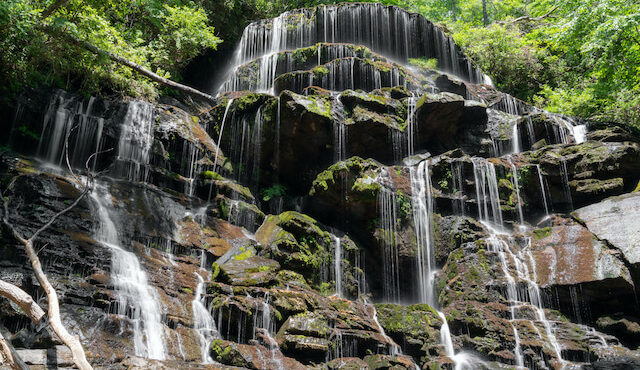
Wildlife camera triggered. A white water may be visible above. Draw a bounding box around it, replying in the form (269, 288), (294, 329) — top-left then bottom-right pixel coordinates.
(217, 3), (490, 95)
(115, 101), (154, 182)
(208, 98), (234, 201)
(192, 273), (219, 363)
(37, 93), (104, 169)
(378, 181), (401, 302)
(511, 120), (521, 154)
(409, 161), (435, 304)
(473, 161), (567, 368)
(406, 96), (417, 157)
(90, 183), (166, 360)
(507, 156), (525, 225)
(368, 301), (401, 356)
(332, 235), (343, 297)
(332, 95), (347, 163)
(536, 165), (551, 218)
(253, 294), (284, 369)
(410, 160), (475, 368)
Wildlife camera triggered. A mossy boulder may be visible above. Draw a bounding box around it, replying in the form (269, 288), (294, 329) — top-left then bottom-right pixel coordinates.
(374, 303), (442, 364)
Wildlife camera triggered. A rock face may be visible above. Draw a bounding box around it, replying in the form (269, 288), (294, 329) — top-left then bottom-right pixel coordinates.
(2, 3), (640, 370)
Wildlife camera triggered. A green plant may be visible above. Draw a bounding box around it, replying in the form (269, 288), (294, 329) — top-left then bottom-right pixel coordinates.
(261, 184), (287, 201)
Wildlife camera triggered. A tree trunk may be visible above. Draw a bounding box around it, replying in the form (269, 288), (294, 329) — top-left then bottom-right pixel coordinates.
(482, 0), (488, 26)
(452, 0), (457, 21)
(0, 329), (29, 370)
(21, 237), (93, 370)
(0, 279), (46, 323)
(42, 26), (216, 103)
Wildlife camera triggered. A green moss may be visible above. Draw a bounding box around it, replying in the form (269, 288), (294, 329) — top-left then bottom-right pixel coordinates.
(233, 246), (255, 261)
(312, 65), (329, 75)
(211, 262), (221, 281)
(533, 227), (552, 240)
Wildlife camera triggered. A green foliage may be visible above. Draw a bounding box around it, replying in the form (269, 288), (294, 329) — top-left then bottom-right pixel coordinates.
(261, 184), (287, 202)
(409, 57), (438, 70)
(0, 0), (221, 101)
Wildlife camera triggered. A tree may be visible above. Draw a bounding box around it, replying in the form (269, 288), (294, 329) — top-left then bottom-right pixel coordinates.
(482, 0), (488, 25)
(0, 129), (106, 370)
(0, 0), (222, 101)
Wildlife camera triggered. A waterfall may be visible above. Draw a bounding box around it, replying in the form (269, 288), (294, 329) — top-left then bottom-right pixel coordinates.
(332, 95), (347, 163)
(378, 176), (401, 303)
(208, 98), (234, 201)
(406, 96), (417, 157)
(559, 158), (574, 211)
(217, 2), (490, 95)
(37, 92), (104, 169)
(226, 105), (264, 187)
(332, 235), (343, 297)
(511, 120), (521, 154)
(473, 161), (567, 368)
(472, 158), (503, 227)
(409, 161), (435, 304)
(252, 294), (284, 369)
(192, 273), (219, 363)
(114, 101), (154, 182)
(536, 165), (550, 218)
(368, 301), (401, 356)
(89, 183), (167, 360)
(507, 156), (524, 225)
(410, 160), (474, 368)
(451, 160), (465, 216)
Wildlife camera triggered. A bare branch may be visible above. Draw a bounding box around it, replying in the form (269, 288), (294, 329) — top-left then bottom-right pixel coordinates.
(0, 121), (98, 370)
(0, 328), (28, 370)
(0, 279), (46, 323)
(496, 4), (560, 25)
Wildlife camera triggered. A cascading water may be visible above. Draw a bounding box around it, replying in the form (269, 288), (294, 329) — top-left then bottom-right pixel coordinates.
(208, 99), (233, 201)
(472, 158), (567, 368)
(406, 96), (417, 157)
(410, 160), (474, 368)
(332, 95), (347, 163)
(37, 92), (104, 169)
(114, 101), (154, 182)
(89, 183), (167, 360)
(192, 273), (219, 363)
(217, 3), (490, 95)
(378, 177), (401, 303)
(332, 235), (343, 297)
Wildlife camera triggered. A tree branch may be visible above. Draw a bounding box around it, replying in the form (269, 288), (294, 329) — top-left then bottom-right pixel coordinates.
(41, 25), (217, 103)
(41, 0), (70, 19)
(0, 328), (28, 370)
(0, 125), (96, 370)
(496, 4), (560, 25)
(0, 280), (45, 323)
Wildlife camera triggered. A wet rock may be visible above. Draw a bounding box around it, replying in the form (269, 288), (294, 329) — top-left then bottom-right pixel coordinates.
(596, 314), (640, 348)
(210, 339), (306, 369)
(217, 255), (280, 287)
(433, 215), (487, 266)
(435, 74), (467, 97)
(255, 211), (362, 296)
(374, 303), (442, 363)
(531, 216), (635, 319)
(573, 192), (640, 276)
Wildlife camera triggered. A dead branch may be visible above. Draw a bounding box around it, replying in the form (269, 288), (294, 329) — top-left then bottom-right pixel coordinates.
(41, 25), (216, 103)
(496, 4), (560, 25)
(0, 126), (97, 370)
(0, 328), (28, 370)
(0, 280), (45, 323)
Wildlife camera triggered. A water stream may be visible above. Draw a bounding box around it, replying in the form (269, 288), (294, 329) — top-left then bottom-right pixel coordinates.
(90, 183), (167, 360)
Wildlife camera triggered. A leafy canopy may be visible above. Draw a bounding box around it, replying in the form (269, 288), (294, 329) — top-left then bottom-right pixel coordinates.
(0, 0), (221, 100)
